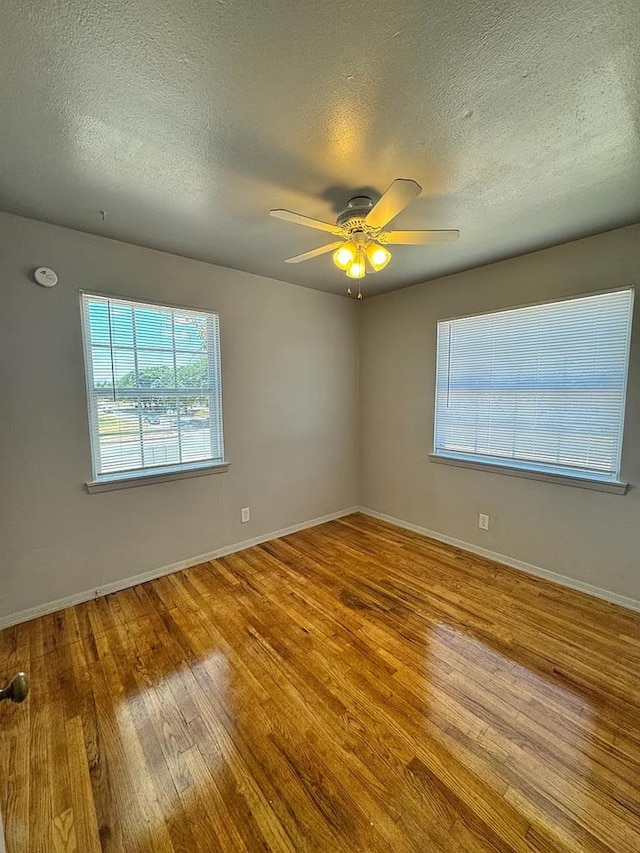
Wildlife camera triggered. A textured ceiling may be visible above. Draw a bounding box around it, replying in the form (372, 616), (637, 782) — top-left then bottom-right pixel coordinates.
(1, 0), (639, 296)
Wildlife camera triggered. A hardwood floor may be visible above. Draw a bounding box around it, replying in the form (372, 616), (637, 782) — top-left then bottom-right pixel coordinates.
(1, 513), (640, 852)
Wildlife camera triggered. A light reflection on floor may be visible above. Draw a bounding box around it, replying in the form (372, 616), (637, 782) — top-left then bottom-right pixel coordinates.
(113, 647), (233, 851)
(426, 622), (596, 848)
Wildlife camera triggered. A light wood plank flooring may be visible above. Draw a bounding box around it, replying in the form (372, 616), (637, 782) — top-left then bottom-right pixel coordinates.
(1, 513), (640, 852)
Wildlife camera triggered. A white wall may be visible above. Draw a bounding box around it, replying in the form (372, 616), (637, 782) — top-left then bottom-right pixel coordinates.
(360, 224), (640, 603)
(0, 214), (359, 622)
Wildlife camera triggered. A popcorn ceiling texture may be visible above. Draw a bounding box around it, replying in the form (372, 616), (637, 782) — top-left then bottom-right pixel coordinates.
(1, 0), (639, 295)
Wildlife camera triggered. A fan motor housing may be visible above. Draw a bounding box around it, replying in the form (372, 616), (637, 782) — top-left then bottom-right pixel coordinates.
(337, 196), (374, 231)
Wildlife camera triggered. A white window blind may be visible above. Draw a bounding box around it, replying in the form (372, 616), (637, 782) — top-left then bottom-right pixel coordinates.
(434, 289), (634, 483)
(81, 293), (224, 480)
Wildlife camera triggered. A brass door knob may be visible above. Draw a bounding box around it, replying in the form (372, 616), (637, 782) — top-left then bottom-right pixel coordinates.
(0, 672), (29, 703)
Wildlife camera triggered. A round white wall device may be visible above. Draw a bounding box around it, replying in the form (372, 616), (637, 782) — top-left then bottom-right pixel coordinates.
(34, 267), (58, 287)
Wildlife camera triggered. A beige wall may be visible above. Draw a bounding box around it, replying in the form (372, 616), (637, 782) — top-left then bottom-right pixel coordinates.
(0, 214), (359, 622)
(2, 214), (639, 623)
(360, 224), (640, 603)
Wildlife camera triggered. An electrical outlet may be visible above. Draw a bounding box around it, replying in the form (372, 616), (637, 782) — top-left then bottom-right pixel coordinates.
(241, 507), (251, 524)
(478, 513), (490, 531)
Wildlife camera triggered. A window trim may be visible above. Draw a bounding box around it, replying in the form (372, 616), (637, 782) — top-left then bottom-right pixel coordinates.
(80, 290), (227, 490)
(430, 284), (635, 493)
(428, 452), (627, 494)
(85, 460), (230, 493)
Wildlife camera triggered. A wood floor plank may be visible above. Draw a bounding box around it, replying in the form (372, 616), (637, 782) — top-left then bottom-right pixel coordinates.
(1, 513), (640, 851)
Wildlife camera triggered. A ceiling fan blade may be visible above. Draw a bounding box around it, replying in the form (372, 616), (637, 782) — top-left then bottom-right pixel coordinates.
(380, 229), (460, 245)
(284, 241), (345, 264)
(364, 179), (422, 229)
(270, 208), (344, 236)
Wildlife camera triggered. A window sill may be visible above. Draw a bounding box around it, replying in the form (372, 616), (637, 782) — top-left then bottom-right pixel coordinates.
(428, 453), (628, 495)
(86, 461), (230, 493)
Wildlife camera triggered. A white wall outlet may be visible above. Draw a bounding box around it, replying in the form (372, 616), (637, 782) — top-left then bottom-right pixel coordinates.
(478, 513), (490, 531)
(241, 507), (251, 524)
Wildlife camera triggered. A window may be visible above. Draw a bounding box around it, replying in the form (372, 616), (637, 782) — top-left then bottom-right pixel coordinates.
(81, 293), (225, 486)
(433, 288), (634, 489)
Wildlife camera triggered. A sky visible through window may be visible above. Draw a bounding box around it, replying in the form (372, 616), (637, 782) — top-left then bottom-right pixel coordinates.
(88, 301), (206, 387)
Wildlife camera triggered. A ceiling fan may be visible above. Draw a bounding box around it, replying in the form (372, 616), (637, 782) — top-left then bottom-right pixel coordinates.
(270, 179), (459, 297)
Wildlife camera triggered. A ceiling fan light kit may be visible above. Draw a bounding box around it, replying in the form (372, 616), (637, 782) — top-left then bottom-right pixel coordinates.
(333, 240), (357, 270)
(270, 178), (460, 297)
(345, 250), (366, 279)
(366, 243), (391, 271)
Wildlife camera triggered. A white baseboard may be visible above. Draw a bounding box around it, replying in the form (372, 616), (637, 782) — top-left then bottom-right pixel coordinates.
(0, 506), (359, 630)
(358, 506), (640, 614)
(5, 504), (637, 629)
